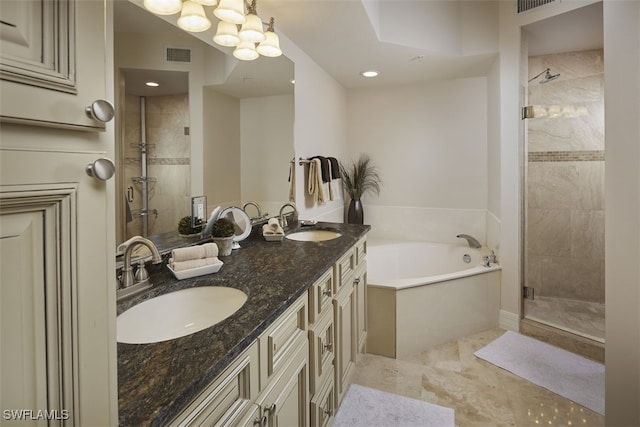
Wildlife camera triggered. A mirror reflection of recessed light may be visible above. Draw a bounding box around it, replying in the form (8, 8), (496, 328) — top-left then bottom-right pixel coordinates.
(146, 81), (159, 87)
(361, 70), (379, 78)
(290, 79), (295, 84)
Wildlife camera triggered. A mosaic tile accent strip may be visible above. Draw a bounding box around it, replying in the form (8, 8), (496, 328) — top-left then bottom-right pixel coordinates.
(528, 150), (604, 162)
(125, 157), (190, 166)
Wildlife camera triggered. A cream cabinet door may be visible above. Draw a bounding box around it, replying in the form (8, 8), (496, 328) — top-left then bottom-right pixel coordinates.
(0, 0), (110, 130)
(0, 148), (115, 426)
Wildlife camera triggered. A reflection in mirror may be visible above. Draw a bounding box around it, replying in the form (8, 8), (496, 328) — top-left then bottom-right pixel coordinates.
(114, 0), (294, 254)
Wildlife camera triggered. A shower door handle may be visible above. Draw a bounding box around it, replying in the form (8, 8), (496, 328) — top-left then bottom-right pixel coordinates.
(86, 158), (116, 181)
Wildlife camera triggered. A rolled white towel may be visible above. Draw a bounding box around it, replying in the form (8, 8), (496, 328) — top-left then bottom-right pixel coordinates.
(171, 256), (220, 272)
(263, 223), (284, 236)
(171, 245), (205, 262)
(202, 242), (218, 258)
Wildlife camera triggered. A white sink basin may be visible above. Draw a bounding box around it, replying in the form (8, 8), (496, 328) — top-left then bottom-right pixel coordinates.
(117, 287), (247, 344)
(285, 229), (343, 242)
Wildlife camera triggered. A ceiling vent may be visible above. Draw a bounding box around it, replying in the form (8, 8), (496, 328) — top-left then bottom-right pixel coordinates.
(517, 0), (557, 13)
(165, 47), (191, 63)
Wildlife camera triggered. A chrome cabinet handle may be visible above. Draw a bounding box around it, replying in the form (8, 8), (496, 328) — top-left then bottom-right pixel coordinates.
(264, 403), (276, 415)
(354, 277), (361, 284)
(86, 158), (115, 181)
(323, 341), (333, 352)
(85, 99), (115, 122)
(323, 407), (333, 417)
(322, 288), (332, 297)
(254, 415), (267, 426)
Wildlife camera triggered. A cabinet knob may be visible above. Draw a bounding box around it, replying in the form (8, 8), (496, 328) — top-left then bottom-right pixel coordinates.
(254, 415), (267, 426)
(323, 341), (333, 353)
(353, 277), (361, 284)
(322, 288), (332, 297)
(85, 99), (115, 123)
(264, 403), (277, 415)
(86, 158), (115, 181)
(323, 407), (333, 417)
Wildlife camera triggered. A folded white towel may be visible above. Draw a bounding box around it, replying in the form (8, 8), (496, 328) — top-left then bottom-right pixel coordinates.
(268, 217), (280, 227)
(308, 158), (326, 205)
(171, 242), (218, 262)
(329, 178), (342, 201)
(170, 256), (220, 272)
(263, 223), (284, 235)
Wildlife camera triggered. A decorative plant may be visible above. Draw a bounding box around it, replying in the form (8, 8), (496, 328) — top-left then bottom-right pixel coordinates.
(339, 153), (382, 224)
(211, 217), (235, 238)
(339, 153), (382, 201)
(178, 216), (202, 235)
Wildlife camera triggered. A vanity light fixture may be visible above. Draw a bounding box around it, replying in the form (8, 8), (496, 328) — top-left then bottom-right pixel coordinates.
(143, 0), (182, 15)
(239, 1), (266, 42)
(213, 21), (241, 46)
(256, 18), (282, 57)
(143, 0), (282, 61)
(214, 0), (246, 24)
(361, 70), (379, 78)
(177, 1), (212, 32)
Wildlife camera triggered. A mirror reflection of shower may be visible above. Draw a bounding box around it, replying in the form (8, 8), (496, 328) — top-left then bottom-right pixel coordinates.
(121, 69), (191, 239)
(528, 67), (561, 84)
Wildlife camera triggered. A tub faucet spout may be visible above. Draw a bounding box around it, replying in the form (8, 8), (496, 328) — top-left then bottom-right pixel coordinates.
(456, 234), (482, 248)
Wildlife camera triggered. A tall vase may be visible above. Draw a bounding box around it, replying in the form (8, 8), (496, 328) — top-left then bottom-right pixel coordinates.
(347, 199), (364, 224)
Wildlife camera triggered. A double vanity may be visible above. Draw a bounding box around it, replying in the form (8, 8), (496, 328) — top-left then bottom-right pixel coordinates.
(117, 222), (369, 426)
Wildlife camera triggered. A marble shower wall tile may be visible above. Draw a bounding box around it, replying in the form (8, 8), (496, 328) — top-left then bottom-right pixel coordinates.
(122, 94), (191, 238)
(526, 49), (605, 305)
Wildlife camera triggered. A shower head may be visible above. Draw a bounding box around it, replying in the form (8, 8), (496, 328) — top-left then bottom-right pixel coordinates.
(528, 68), (560, 84)
(540, 69), (560, 84)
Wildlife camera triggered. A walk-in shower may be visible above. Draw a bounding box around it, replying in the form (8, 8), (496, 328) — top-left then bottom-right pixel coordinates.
(523, 49), (605, 345)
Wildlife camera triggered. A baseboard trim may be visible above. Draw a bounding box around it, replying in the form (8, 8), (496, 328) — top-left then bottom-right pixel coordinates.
(499, 310), (520, 331)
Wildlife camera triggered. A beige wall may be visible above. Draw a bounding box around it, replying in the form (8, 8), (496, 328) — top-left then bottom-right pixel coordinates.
(240, 94), (295, 216)
(345, 77), (490, 243)
(603, 0), (640, 423)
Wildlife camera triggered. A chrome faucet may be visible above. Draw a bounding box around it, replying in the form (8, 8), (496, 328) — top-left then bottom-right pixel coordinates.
(120, 236), (162, 289)
(278, 202), (298, 229)
(456, 234), (482, 249)
(243, 201), (262, 219)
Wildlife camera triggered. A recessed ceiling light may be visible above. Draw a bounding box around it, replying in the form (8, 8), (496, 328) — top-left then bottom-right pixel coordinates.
(146, 81), (159, 87)
(360, 70), (379, 78)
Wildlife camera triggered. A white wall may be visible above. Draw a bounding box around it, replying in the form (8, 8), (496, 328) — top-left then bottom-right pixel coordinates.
(346, 77), (489, 244)
(279, 36), (349, 222)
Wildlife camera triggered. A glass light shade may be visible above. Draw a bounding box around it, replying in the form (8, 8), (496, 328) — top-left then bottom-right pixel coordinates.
(214, 0), (246, 24)
(177, 1), (212, 32)
(233, 40), (259, 61)
(143, 0), (182, 15)
(256, 31), (282, 57)
(194, 0), (218, 5)
(239, 13), (265, 43)
(213, 21), (240, 47)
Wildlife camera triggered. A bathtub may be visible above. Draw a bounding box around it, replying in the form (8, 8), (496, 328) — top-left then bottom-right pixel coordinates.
(366, 239), (502, 359)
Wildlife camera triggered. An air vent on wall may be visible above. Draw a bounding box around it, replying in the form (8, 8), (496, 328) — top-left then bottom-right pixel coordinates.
(166, 47), (191, 63)
(517, 0), (557, 13)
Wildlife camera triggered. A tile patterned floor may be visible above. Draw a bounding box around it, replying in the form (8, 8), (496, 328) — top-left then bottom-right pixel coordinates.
(524, 296), (605, 343)
(352, 328), (605, 426)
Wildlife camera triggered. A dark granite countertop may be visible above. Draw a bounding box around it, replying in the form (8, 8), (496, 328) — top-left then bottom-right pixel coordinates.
(117, 222), (370, 426)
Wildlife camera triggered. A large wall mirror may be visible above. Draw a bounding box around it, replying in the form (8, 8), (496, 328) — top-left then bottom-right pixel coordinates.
(114, 0), (294, 252)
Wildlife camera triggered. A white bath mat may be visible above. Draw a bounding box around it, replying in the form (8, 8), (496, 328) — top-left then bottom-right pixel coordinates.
(474, 331), (604, 415)
(333, 384), (455, 427)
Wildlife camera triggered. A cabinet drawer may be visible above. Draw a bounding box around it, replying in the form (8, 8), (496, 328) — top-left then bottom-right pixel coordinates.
(308, 268), (334, 324)
(169, 341), (259, 427)
(310, 373), (335, 427)
(355, 237), (367, 267)
(333, 248), (355, 294)
(259, 294), (308, 390)
(308, 309), (334, 395)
